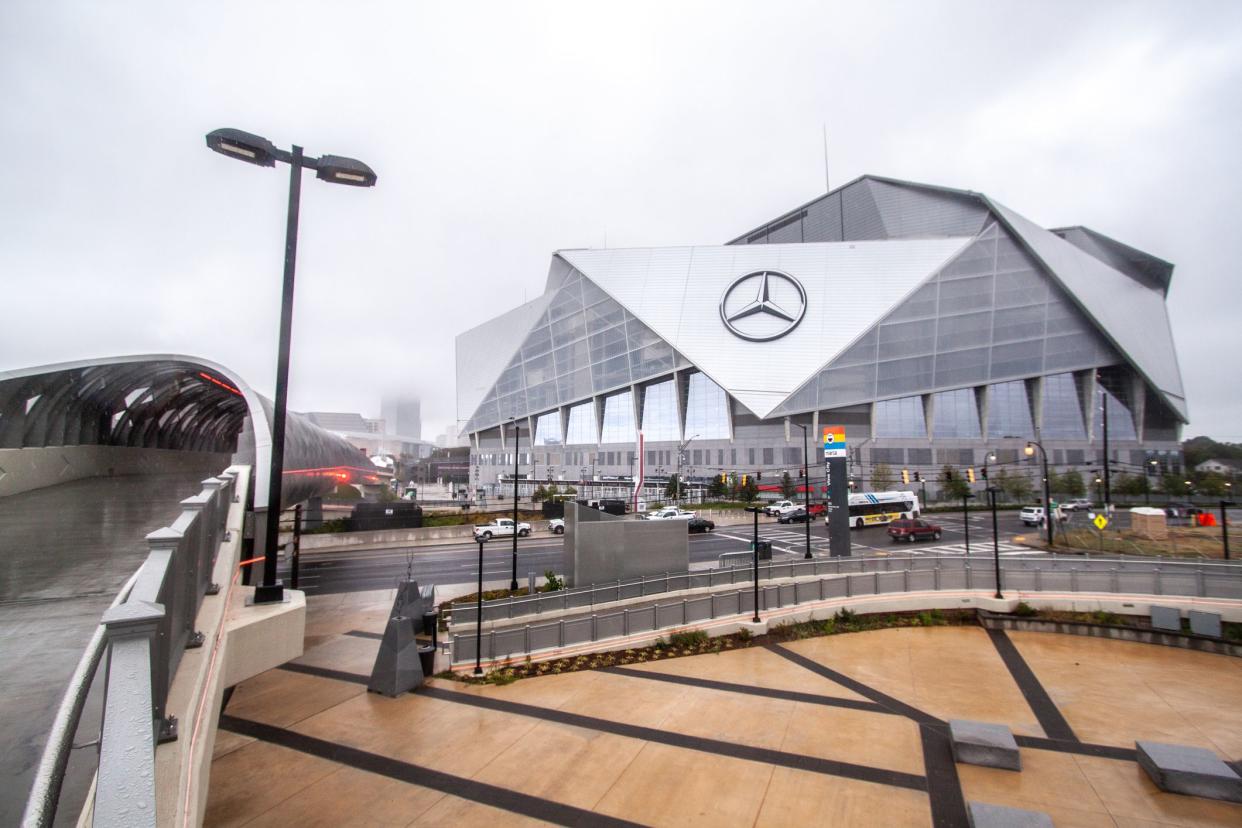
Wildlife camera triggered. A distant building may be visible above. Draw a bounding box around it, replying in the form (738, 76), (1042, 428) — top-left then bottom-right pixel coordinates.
(1195, 458), (1240, 476)
(304, 409), (433, 459)
(381, 395), (422, 441)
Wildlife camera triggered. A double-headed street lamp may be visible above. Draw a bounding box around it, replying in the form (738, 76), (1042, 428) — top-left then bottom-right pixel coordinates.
(1024, 441), (1054, 547)
(206, 128), (375, 604)
(509, 418), (521, 592)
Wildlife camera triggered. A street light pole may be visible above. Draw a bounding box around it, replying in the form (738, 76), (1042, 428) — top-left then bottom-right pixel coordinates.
(510, 419), (520, 592)
(962, 492), (975, 558)
(795, 423), (812, 559)
(746, 506), (762, 623)
(1025, 441), (1054, 547)
(474, 537), (485, 676)
(988, 486), (1003, 598)
(1222, 499), (1232, 563)
(675, 434), (698, 507)
(205, 128), (375, 605)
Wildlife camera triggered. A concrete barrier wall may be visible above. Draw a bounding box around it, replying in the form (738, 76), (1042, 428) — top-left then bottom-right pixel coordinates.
(297, 520), (554, 552)
(0, 445), (231, 498)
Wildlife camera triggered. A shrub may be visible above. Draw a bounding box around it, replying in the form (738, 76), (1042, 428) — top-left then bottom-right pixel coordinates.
(736, 627), (752, 642)
(916, 609), (947, 626)
(667, 630), (709, 648)
(1091, 610), (1120, 625)
(833, 608), (857, 626)
(1013, 602), (1038, 617)
(541, 571), (565, 592)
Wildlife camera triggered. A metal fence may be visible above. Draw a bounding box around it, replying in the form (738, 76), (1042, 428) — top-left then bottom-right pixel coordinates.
(451, 554), (1242, 664)
(22, 467), (242, 828)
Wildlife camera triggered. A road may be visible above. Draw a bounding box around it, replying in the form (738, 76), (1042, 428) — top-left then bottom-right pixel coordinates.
(284, 508), (1088, 596)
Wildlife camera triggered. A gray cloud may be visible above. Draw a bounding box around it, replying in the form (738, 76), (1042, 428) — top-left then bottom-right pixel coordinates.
(2, 1), (1240, 440)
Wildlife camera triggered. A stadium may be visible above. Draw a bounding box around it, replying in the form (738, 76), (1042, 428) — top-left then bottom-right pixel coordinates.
(455, 175), (1186, 503)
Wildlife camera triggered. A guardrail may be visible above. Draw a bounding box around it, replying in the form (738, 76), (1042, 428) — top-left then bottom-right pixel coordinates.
(450, 554), (1242, 664)
(22, 468), (241, 828)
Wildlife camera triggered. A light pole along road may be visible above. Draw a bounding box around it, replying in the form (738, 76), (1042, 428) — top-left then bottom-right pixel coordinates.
(205, 127), (376, 604)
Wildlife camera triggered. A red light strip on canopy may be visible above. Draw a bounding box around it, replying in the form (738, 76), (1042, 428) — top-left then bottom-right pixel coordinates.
(197, 372), (242, 396)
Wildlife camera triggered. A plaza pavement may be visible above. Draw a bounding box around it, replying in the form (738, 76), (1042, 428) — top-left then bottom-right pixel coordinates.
(205, 589), (1242, 827)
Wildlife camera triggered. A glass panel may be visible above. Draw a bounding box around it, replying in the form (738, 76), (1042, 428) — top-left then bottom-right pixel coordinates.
(534, 411), (562, 446)
(640, 380), (679, 441)
(585, 298), (626, 332)
(553, 340), (590, 376)
(600, 391), (636, 444)
(936, 310), (992, 352)
(683, 373), (730, 440)
(520, 325), (553, 361)
(878, 319), (936, 360)
(525, 380), (557, 412)
(565, 403), (596, 444)
(629, 343), (675, 381)
(557, 368), (592, 404)
(592, 353), (631, 390)
(986, 380), (1033, 438)
(588, 324), (627, 363)
(523, 351), (555, 386)
(885, 283), (938, 322)
(990, 339), (1043, 380)
(937, 274), (993, 314)
(550, 310), (586, 346)
(1041, 373), (1086, 439)
(1093, 384), (1137, 441)
(931, 389), (981, 439)
(877, 355), (934, 396)
(992, 305), (1044, 342)
(547, 280), (583, 321)
(875, 396), (927, 438)
(933, 346), (989, 388)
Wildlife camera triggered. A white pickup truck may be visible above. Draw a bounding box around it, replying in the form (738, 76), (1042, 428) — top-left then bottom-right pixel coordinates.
(764, 500), (797, 517)
(473, 518), (531, 540)
(644, 507), (696, 520)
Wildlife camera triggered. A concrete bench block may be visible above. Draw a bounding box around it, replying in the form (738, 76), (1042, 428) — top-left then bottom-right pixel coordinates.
(1136, 741), (1242, 803)
(950, 720), (1021, 771)
(1149, 605), (1181, 632)
(1188, 610), (1222, 638)
(967, 801), (1053, 828)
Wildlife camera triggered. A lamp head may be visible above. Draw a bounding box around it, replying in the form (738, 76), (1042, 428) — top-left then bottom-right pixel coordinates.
(1024, 444), (1035, 457)
(205, 128), (278, 166)
(315, 154), (377, 187)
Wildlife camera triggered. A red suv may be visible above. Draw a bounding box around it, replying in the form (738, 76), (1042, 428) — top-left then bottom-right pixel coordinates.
(887, 519), (942, 543)
(806, 503), (827, 518)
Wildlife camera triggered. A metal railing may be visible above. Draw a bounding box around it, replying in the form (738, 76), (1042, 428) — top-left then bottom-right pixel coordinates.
(451, 554), (1242, 664)
(22, 467), (242, 828)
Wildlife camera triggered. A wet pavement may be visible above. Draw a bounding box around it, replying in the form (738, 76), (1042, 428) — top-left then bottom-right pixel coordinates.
(0, 468), (224, 827)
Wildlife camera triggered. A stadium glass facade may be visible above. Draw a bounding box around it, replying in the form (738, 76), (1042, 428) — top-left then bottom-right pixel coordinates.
(456, 175), (1186, 501)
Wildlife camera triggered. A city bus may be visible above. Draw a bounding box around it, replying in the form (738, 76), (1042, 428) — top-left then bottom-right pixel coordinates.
(839, 490), (921, 529)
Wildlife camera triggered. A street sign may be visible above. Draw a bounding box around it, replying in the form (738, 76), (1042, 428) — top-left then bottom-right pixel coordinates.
(1093, 514), (1109, 531)
(822, 425), (847, 459)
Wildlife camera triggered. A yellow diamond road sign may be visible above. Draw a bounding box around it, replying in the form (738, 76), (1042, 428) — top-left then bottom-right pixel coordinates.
(1093, 514), (1109, 531)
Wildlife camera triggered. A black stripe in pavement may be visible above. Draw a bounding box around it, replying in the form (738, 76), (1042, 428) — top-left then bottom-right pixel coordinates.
(984, 628), (1078, 742)
(345, 629), (385, 640)
(1014, 735), (1136, 762)
(602, 666), (893, 715)
(765, 644), (967, 826)
(278, 662), (370, 685)
(767, 644), (944, 725)
(919, 724), (969, 828)
(218, 715), (642, 828)
(420, 686), (926, 792)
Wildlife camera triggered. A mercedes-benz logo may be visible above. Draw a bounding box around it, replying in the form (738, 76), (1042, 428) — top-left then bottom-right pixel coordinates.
(719, 270), (807, 342)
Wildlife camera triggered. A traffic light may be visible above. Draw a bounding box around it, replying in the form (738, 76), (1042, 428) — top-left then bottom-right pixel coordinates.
(915, 471), (923, 483)
(967, 467), (976, 484)
(757, 471), (763, 481)
(944, 469), (952, 482)
(741, 474), (748, 486)
(981, 466), (988, 480)
(901, 468), (910, 485)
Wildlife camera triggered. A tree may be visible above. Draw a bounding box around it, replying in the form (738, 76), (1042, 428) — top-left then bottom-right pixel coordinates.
(664, 473), (681, 500)
(941, 465), (970, 500)
(547, 482), (561, 498)
(1114, 473), (1149, 497)
(995, 468), (1033, 503)
(738, 476), (759, 502)
(531, 484), (548, 502)
(707, 475), (727, 499)
(563, 485), (577, 495)
(1050, 470), (1085, 498)
(1159, 474), (1187, 497)
(1195, 471), (1229, 496)
(871, 463), (894, 491)
(780, 471), (796, 499)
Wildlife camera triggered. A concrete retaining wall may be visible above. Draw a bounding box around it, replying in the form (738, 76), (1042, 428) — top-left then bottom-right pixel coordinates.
(977, 610), (1242, 657)
(297, 520), (554, 552)
(0, 445), (230, 498)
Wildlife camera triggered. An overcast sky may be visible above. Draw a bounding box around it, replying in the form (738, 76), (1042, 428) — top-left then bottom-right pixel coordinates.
(2, 1), (1240, 443)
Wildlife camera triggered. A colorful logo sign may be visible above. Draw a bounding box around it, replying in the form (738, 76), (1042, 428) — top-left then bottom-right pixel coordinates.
(822, 425), (846, 459)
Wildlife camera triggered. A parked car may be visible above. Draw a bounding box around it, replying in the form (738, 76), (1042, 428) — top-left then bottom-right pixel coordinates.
(548, 518), (565, 534)
(645, 507), (696, 520)
(687, 517), (715, 533)
(887, 519), (942, 543)
(1063, 498), (1093, 511)
(764, 500), (796, 517)
(806, 503), (827, 518)
(1019, 506), (1067, 526)
(778, 508), (811, 524)
(473, 518), (531, 540)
